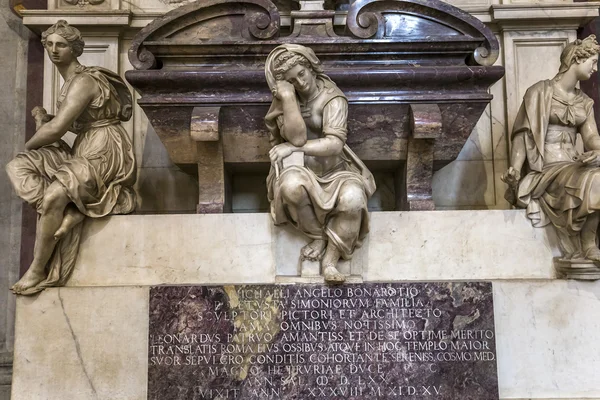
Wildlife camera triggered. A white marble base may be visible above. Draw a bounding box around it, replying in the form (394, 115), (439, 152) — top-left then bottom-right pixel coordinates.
(10, 211), (599, 399)
(70, 211), (560, 287)
(11, 281), (600, 400)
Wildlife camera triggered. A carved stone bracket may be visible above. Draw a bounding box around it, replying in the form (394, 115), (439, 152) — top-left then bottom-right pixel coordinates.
(400, 104), (442, 211)
(191, 107), (220, 142)
(190, 107), (230, 213)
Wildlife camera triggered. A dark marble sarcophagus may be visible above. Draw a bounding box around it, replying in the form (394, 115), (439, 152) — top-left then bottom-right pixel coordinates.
(126, 0), (504, 212)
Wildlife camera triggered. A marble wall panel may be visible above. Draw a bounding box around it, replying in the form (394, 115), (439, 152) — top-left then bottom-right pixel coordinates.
(432, 160), (496, 208)
(456, 105), (494, 162)
(70, 214), (277, 286)
(502, 0), (573, 3)
(10, 281), (600, 400)
(503, 30), (576, 139)
(11, 287), (149, 400)
(0, 3), (29, 354)
(494, 280), (600, 399)
(443, 0), (497, 7)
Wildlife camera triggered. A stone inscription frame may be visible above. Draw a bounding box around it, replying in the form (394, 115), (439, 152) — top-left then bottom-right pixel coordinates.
(148, 283), (498, 399)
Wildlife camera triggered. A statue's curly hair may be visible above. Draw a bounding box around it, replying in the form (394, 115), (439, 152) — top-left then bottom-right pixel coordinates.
(273, 51), (312, 81)
(558, 35), (600, 74)
(41, 20), (85, 58)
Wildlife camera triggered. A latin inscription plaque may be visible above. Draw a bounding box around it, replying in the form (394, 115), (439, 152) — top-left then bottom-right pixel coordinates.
(149, 283), (498, 399)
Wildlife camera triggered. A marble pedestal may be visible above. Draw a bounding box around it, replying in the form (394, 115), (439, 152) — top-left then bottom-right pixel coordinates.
(10, 211), (600, 399)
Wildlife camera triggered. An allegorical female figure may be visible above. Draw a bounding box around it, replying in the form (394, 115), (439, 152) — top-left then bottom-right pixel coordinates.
(265, 44), (375, 283)
(6, 20), (136, 295)
(503, 35), (600, 268)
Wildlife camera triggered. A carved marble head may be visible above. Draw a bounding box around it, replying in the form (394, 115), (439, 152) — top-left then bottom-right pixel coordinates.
(558, 35), (600, 75)
(265, 44), (326, 96)
(41, 20), (85, 58)
(272, 52), (313, 81)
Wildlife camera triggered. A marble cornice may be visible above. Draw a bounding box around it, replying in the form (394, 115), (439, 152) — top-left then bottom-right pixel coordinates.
(491, 3), (600, 30)
(21, 3), (600, 32)
(22, 9), (131, 33)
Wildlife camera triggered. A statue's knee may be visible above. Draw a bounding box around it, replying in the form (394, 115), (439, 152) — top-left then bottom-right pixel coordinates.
(41, 184), (68, 213)
(279, 172), (307, 205)
(5, 156), (24, 179)
(338, 184), (366, 213)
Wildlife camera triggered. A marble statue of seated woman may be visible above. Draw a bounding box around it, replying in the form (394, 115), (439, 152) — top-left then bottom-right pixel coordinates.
(6, 20), (136, 295)
(503, 35), (600, 275)
(264, 44), (376, 283)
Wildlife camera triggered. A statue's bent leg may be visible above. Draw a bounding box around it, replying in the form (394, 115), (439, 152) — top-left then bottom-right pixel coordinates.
(12, 181), (71, 293)
(326, 181), (367, 254)
(54, 205), (85, 240)
(6, 154), (50, 211)
(323, 181), (368, 283)
(279, 170), (327, 260)
(580, 174), (600, 261)
(582, 212), (600, 261)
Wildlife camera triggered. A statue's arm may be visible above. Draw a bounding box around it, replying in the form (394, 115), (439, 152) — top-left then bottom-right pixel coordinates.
(296, 97), (346, 157)
(501, 130), (526, 189)
(509, 131), (527, 173)
(25, 75), (98, 150)
(580, 111), (600, 151)
(278, 82), (307, 147)
(269, 97), (346, 163)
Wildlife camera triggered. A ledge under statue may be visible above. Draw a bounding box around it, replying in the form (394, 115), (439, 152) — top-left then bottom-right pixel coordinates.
(503, 35), (600, 280)
(5, 20), (136, 295)
(264, 44), (376, 284)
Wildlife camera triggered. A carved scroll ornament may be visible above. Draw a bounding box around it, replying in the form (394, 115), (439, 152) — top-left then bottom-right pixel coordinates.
(346, 0), (499, 66)
(129, 0), (280, 70)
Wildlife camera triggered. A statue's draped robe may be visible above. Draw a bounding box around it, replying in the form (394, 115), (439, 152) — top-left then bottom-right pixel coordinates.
(266, 77), (375, 259)
(514, 80), (600, 248)
(6, 66), (136, 294)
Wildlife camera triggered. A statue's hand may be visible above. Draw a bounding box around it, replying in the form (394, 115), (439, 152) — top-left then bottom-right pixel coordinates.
(269, 142), (296, 164)
(501, 167), (521, 188)
(31, 106), (53, 129)
(575, 150), (600, 167)
(31, 106), (47, 118)
(275, 81), (296, 101)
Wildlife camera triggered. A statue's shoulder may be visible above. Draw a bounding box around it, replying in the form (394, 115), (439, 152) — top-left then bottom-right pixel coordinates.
(319, 77), (347, 103)
(525, 80), (552, 97)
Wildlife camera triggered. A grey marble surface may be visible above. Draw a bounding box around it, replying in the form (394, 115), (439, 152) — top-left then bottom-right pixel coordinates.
(148, 283), (498, 400)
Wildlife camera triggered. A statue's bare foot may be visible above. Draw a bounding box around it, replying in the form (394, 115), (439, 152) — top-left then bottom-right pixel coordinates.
(321, 242), (344, 284)
(323, 265), (345, 284)
(584, 247), (600, 262)
(11, 267), (45, 294)
(301, 239), (327, 261)
(54, 207), (85, 240)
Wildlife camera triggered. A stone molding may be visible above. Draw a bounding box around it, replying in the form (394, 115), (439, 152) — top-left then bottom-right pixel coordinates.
(21, 3), (600, 32)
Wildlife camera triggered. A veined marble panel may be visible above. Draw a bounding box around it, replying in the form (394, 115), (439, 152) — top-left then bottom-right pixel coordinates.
(11, 287), (149, 400)
(11, 281), (600, 400)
